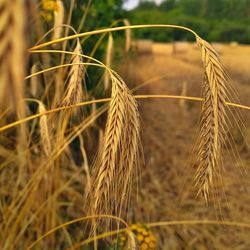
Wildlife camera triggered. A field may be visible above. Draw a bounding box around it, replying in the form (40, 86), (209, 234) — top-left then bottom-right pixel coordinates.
(121, 42), (250, 249)
(1, 1), (250, 249)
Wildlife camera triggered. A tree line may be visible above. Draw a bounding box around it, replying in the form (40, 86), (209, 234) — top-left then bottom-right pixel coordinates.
(127, 0), (250, 43)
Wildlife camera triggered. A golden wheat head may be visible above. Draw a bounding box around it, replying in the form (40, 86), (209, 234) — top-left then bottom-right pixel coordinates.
(87, 71), (141, 229)
(194, 36), (229, 202)
(60, 39), (85, 113)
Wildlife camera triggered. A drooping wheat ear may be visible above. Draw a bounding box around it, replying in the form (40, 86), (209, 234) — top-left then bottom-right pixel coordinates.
(114, 72), (141, 217)
(52, 0), (64, 43)
(60, 39), (85, 113)
(104, 33), (114, 90)
(38, 101), (52, 156)
(194, 36), (228, 202)
(0, 0), (26, 115)
(87, 71), (141, 228)
(123, 19), (131, 52)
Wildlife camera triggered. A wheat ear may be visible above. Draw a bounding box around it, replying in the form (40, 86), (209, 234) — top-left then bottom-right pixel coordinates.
(87, 72), (140, 228)
(60, 39), (85, 112)
(194, 36), (228, 202)
(114, 73), (141, 217)
(38, 101), (52, 156)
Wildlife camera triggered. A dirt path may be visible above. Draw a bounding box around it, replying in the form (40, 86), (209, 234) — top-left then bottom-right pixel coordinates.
(121, 43), (250, 249)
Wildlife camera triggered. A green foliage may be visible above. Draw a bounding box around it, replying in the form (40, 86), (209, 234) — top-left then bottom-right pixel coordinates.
(129, 0), (250, 43)
(70, 0), (125, 92)
(159, 0), (176, 11)
(134, 0), (158, 10)
(72, 0), (124, 31)
(208, 20), (250, 43)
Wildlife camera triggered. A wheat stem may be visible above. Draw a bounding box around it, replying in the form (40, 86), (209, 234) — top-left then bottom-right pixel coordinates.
(26, 216), (250, 250)
(29, 24), (198, 50)
(67, 220), (250, 250)
(0, 96), (250, 133)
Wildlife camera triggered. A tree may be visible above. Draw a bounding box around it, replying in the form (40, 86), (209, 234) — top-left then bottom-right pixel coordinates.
(177, 0), (203, 16)
(136, 0), (158, 10)
(159, 0), (176, 11)
(199, 0), (226, 19)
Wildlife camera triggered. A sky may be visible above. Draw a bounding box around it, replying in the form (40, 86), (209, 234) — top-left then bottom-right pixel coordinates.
(123, 0), (164, 10)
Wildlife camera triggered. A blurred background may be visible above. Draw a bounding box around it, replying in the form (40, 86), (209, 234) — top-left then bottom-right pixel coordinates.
(91, 1), (250, 249)
(124, 0), (250, 43)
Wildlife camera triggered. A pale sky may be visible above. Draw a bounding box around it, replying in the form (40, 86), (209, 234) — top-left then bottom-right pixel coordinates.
(123, 0), (164, 10)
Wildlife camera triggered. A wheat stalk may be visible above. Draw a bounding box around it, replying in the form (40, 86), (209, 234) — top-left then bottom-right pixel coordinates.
(123, 19), (131, 52)
(87, 72), (140, 228)
(52, 0), (64, 43)
(104, 33), (114, 90)
(194, 36), (228, 202)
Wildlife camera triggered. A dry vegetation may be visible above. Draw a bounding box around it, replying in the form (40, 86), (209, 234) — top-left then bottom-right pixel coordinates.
(0, 1), (250, 250)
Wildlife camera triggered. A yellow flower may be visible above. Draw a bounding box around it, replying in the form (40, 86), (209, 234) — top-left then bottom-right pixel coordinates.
(137, 234), (144, 242)
(42, 0), (58, 12)
(141, 243), (149, 250)
(149, 242), (156, 248)
(111, 223), (157, 250)
(131, 224), (139, 230)
(130, 223), (157, 250)
(41, 12), (53, 22)
(120, 236), (126, 242)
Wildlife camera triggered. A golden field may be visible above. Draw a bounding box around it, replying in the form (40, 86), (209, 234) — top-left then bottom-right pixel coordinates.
(121, 41), (250, 249)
